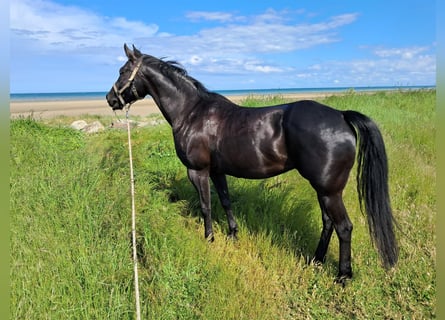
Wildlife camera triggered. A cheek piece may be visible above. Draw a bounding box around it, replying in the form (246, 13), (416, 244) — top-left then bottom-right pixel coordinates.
(112, 59), (143, 107)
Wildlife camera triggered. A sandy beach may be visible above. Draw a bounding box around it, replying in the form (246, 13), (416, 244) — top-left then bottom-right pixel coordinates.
(10, 92), (333, 119)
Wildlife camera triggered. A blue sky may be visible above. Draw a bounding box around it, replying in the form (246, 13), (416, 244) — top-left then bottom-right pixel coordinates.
(10, 0), (436, 93)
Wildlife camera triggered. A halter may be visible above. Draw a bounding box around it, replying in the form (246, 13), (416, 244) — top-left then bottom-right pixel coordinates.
(112, 59), (143, 109)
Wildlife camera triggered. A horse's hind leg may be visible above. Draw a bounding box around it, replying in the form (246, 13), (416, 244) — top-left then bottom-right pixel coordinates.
(211, 173), (239, 239)
(313, 194), (334, 264)
(317, 193), (353, 283)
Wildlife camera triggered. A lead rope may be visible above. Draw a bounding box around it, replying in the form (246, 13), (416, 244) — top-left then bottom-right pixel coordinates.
(123, 105), (142, 320)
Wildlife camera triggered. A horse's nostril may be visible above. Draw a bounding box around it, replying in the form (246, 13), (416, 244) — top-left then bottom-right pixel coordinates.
(106, 93), (118, 108)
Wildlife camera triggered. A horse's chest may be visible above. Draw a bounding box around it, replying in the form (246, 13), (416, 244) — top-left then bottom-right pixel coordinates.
(173, 127), (214, 170)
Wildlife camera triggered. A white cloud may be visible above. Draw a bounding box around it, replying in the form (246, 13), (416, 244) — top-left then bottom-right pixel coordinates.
(10, 0), (158, 52)
(244, 61), (283, 73)
(110, 17), (159, 36)
(189, 55), (203, 65)
(190, 13), (359, 54)
(253, 8), (289, 24)
(117, 56), (127, 62)
(129, 10), (360, 82)
(186, 11), (240, 23)
(11, 0), (358, 58)
(373, 46), (428, 59)
(10, 1), (435, 92)
(296, 45), (435, 86)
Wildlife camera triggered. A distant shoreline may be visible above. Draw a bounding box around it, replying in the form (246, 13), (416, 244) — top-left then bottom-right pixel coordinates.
(10, 85), (435, 102)
(10, 87), (436, 119)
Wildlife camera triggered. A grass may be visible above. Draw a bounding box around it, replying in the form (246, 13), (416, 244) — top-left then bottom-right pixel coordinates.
(10, 89), (435, 319)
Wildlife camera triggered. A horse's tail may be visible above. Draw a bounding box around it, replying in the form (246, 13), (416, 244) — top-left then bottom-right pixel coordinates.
(342, 110), (398, 269)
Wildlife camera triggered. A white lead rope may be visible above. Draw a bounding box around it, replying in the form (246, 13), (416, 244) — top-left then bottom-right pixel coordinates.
(124, 106), (142, 320)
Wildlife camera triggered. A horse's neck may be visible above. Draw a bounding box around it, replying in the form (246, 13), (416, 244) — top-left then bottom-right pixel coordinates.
(141, 68), (199, 127)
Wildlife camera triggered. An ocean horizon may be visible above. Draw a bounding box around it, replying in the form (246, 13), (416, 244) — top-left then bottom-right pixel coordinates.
(10, 85), (435, 102)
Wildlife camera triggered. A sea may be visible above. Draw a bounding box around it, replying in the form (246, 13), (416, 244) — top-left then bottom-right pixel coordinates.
(10, 85), (435, 102)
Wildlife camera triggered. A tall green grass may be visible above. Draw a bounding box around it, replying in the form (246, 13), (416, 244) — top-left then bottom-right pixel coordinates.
(10, 90), (435, 319)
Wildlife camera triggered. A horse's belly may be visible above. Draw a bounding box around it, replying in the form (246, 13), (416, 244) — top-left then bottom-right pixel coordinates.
(225, 165), (292, 179)
(214, 146), (291, 179)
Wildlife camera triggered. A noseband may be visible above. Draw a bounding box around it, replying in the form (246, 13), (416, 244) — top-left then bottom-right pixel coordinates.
(113, 59), (143, 108)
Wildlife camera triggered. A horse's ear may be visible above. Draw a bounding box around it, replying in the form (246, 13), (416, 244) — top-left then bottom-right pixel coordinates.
(132, 45), (142, 58)
(124, 43), (136, 62)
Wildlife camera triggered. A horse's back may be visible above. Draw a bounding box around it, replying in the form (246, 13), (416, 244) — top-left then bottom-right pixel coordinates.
(283, 100), (357, 193)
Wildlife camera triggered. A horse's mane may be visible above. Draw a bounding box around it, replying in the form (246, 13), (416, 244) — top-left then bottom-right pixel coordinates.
(144, 55), (229, 102)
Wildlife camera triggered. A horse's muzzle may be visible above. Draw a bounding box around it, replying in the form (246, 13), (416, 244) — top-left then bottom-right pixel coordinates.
(106, 91), (123, 110)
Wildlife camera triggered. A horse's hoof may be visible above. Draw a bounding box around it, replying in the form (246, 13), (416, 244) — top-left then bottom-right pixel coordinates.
(226, 233), (238, 241)
(335, 273), (352, 287)
(205, 233), (215, 243)
(309, 256), (325, 266)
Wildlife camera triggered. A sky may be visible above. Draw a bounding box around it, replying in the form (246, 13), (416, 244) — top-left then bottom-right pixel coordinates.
(10, 0), (436, 93)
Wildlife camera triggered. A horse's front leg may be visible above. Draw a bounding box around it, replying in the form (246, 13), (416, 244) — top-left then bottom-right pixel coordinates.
(211, 173), (238, 240)
(187, 168), (214, 242)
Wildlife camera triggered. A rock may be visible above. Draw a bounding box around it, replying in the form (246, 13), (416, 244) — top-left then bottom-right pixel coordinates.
(110, 121), (127, 129)
(71, 120), (105, 134)
(70, 120), (88, 130)
(110, 120), (137, 129)
(109, 119), (166, 129)
(148, 119), (166, 126)
(70, 117), (166, 133)
(82, 121), (105, 134)
(135, 121), (149, 127)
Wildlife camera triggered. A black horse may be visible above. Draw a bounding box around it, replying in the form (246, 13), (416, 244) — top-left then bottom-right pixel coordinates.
(106, 44), (398, 282)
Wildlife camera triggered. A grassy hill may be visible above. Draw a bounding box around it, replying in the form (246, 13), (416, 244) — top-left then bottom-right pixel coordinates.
(10, 90), (435, 319)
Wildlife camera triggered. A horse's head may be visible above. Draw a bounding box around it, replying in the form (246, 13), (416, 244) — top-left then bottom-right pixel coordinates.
(106, 44), (144, 110)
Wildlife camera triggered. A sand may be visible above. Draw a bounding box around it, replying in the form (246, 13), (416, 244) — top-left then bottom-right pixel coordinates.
(10, 93), (333, 119)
